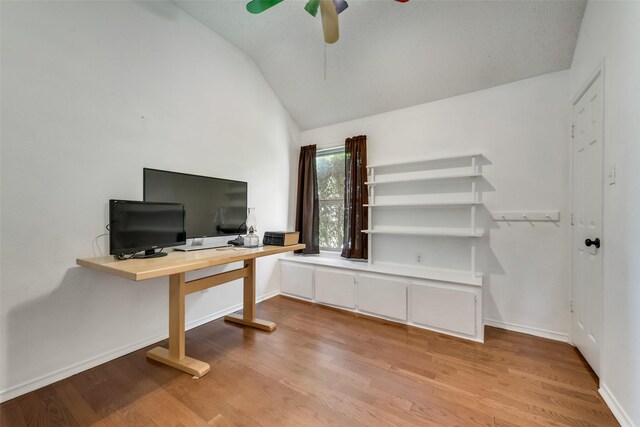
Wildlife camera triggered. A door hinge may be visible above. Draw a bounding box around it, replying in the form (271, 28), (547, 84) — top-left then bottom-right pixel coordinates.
(571, 213), (574, 226)
(570, 300), (574, 313)
(571, 124), (575, 139)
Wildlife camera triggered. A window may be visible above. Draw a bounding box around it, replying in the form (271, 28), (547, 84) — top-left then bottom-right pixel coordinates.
(316, 147), (345, 252)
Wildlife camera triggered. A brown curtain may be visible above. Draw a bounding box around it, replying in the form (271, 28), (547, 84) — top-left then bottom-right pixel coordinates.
(295, 145), (320, 254)
(341, 135), (368, 259)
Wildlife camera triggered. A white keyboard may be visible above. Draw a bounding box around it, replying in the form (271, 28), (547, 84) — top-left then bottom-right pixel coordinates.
(173, 243), (232, 252)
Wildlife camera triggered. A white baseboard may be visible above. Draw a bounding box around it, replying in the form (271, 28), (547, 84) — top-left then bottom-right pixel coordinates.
(0, 290), (280, 403)
(279, 292), (313, 302)
(599, 383), (636, 427)
(484, 318), (569, 342)
(0, 332), (167, 404)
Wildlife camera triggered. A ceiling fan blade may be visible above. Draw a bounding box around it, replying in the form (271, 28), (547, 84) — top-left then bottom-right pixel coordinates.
(333, 0), (348, 14)
(320, 0), (339, 44)
(246, 0), (285, 14)
(304, 0), (320, 17)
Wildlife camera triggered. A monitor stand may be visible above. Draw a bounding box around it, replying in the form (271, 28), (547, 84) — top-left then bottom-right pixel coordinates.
(190, 238), (205, 247)
(134, 249), (168, 259)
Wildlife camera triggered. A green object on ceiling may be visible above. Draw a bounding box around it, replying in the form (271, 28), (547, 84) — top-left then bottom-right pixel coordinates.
(246, 0), (285, 14)
(304, 0), (320, 17)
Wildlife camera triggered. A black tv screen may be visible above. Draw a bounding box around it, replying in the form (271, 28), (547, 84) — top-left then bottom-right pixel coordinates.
(143, 168), (248, 238)
(109, 200), (186, 257)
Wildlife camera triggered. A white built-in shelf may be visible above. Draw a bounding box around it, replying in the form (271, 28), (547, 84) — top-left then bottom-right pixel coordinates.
(365, 172), (481, 186)
(365, 201), (482, 208)
(362, 226), (485, 238)
(367, 153), (484, 169)
(365, 152), (486, 283)
(373, 262), (483, 286)
(281, 255), (483, 287)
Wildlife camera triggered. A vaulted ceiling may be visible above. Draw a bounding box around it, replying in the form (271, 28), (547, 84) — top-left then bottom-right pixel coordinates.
(174, 0), (586, 130)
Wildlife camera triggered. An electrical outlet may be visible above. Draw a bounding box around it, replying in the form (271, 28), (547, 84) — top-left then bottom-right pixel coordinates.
(608, 163), (616, 185)
(416, 253), (422, 263)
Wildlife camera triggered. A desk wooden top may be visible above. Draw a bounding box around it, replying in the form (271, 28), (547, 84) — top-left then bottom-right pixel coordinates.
(77, 244), (305, 281)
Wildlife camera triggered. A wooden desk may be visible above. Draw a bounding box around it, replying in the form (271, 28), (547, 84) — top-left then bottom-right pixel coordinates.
(77, 244), (305, 377)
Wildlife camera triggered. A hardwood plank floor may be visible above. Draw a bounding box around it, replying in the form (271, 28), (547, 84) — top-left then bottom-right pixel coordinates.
(0, 296), (618, 426)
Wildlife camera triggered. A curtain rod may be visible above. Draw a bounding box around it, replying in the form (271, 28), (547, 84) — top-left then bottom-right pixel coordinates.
(316, 143), (344, 153)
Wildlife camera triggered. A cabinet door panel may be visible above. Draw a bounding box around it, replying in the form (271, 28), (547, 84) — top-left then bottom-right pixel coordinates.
(280, 262), (313, 299)
(411, 281), (476, 336)
(358, 274), (407, 320)
(315, 268), (356, 308)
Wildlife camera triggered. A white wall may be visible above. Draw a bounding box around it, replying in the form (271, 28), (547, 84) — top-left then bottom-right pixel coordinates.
(570, 2), (640, 425)
(296, 71), (571, 341)
(0, 1), (298, 401)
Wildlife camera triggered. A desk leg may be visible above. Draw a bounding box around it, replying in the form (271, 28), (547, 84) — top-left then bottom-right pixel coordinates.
(146, 272), (211, 377)
(224, 259), (276, 331)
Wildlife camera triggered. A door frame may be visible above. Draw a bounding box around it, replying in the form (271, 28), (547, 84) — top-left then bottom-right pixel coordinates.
(569, 62), (605, 375)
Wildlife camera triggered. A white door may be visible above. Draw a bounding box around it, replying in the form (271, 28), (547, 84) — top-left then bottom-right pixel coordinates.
(571, 71), (604, 376)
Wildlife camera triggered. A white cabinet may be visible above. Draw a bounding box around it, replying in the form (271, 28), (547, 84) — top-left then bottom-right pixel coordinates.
(280, 261), (313, 300)
(315, 268), (356, 309)
(357, 274), (407, 321)
(411, 280), (480, 338)
(279, 257), (484, 342)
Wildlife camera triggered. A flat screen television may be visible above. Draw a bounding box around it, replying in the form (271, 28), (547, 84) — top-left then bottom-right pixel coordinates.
(109, 200), (186, 259)
(143, 168), (248, 241)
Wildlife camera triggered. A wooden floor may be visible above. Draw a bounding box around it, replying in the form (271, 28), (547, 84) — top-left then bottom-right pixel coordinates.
(1, 296), (617, 426)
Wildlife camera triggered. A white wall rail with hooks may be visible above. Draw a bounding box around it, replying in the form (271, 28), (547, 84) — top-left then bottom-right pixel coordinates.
(491, 211), (560, 222)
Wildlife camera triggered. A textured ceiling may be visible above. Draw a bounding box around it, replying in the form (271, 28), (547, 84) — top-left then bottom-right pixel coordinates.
(174, 0), (586, 130)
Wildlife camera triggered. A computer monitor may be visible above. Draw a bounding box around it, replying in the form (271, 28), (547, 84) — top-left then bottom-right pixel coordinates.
(109, 200), (186, 259)
(143, 168), (248, 240)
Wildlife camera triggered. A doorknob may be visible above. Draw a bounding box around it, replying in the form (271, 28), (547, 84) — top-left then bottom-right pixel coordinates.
(585, 238), (601, 248)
